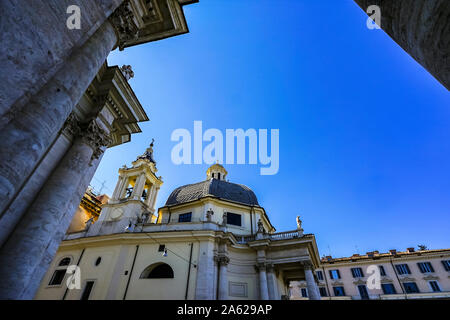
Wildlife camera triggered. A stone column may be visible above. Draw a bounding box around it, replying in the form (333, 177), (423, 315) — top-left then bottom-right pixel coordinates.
(257, 263), (270, 300)
(0, 119), (110, 299)
(0, 114), (77, 248)
(266, 264), (279, 300)
(132, 173), (146, 200)
(217, 256), (229, 300)
(0, 20), (118, 220)
(303, 262), (320, 300)
(145, 184), (154, 207)
(112, 175), (126, 199)
(151, 187), (160, 209)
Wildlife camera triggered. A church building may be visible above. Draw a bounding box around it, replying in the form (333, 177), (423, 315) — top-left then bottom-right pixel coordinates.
(35, 144), (322, 300)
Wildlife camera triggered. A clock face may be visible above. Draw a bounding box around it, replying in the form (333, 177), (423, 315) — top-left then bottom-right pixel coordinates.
(110, 208), (124, 220)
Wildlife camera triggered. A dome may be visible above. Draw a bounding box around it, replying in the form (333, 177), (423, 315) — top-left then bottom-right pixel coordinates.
(165, 178), (259, 207)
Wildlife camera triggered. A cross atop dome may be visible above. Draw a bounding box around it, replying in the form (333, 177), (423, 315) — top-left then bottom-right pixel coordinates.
(206, 162), (228, 181)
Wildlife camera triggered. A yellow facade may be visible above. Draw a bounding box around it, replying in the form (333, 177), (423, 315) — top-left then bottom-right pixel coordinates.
(36, 160), (320, 300)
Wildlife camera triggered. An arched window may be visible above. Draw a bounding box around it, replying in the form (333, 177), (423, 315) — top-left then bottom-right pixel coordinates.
(140, 263), (174, 279)
(49, 257), (72, 286)
(59, 257), (71, 266)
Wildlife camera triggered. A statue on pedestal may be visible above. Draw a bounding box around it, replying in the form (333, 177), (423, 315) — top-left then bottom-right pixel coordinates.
(296, 216), (302, 230)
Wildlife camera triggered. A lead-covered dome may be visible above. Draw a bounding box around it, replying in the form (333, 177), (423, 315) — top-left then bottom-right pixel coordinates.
(165, 176), (259, 207)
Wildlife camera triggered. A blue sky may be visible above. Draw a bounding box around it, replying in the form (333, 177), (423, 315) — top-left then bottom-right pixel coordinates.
(93, 0), (450, 258)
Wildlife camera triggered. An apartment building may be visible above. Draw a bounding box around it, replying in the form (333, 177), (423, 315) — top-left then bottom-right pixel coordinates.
(290, 248), (450, 300)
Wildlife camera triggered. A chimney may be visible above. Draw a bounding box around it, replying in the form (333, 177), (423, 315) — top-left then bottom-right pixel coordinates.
(351, 254), (360, 261)
(406, 247), (415, 253)
(389, 249), (397, 255)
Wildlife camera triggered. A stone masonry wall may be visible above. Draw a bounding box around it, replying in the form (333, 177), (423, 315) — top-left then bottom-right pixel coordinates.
(0, 0), (123, 122)
(354, 0), (449, 90)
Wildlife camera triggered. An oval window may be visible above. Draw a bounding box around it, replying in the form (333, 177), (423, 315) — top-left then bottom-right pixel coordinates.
(95, 257), (102, 266)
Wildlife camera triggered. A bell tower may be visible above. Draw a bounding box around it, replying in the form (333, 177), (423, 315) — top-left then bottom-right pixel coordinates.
(88, 140), (163, 235)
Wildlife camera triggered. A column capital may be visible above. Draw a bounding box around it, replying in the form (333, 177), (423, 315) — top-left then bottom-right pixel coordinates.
(266, 263), (275, 273)
(215, 255), (230, 266)
(108, 0), (139, 51)
(79, 120), (111, 162)
(255, 262), (267, 271)
(300, 260), (314, 270)
(62, 113), (81, 139)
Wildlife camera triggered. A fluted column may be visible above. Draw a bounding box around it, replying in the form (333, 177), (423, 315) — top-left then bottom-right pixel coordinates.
(0, 21), (117, 219)
(303, 262), (320, 300)
(217, 256), (229, 300)
(0, 1), (141, 235)
(266, 264), (279, 300)
(257, 263), (270, 300)
(0, 114), (77, 248)
(0, 119), (110, 299)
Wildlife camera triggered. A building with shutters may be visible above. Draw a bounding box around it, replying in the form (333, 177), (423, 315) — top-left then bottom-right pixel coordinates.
(290, 248), (450, 300)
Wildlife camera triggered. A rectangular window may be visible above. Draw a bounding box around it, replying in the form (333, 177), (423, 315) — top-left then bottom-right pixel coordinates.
(395, 264), (411, 275)
(316, 271), (324, 281)
(403, 282), (419, 294)
(417, 262), (434, 273)
(379, 265), (386, 276)
(381, 283), (396, 295)
(227, 212), (242, 226)
(48, 269), (66, 286)
(319, 287), (327, 297)
(333, 286), (346, 296)
(429, 281), (441, 292)
(351, 267), (364, 278)
(158, 244), (165, 252)
(442, 260), (450, 271)
(80, 281), (95, 300)
(357, 285), (369, 300)
(329, 269), (340, 280)
(178, 212), (192, 223)
(301, 288), (308, 298)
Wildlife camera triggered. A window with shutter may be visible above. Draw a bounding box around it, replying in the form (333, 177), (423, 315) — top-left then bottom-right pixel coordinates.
(316, 271), (323, 281)
(329, 269), (340, 279)
(442, 260), (450, 271)
(417, 262), (434, 273)
(395, 264), (411, 275)
(333, 286), (346, 296)
(381, 283), (396, 294)
(403, 282), (419, 293)
(379, 265), (386, 276)
(429, 281), (441, 292)
(301, 288), (308, 297)
(351, 267), (363, 278)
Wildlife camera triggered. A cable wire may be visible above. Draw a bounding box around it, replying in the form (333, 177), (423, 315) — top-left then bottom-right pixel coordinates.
(141, 231), (197, 268)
